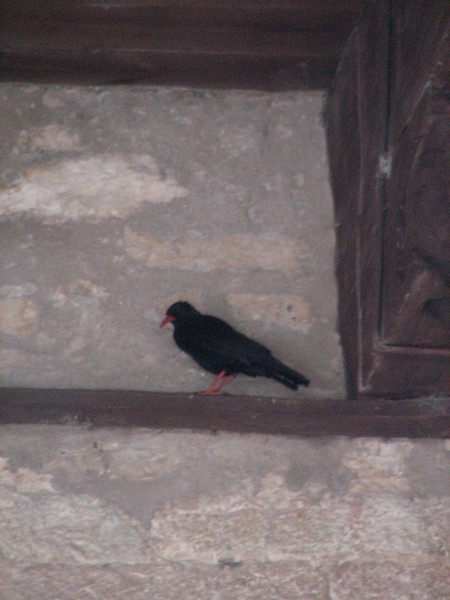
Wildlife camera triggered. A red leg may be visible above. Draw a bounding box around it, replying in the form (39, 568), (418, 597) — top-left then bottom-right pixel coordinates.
(213, 374), (236, 393)
(199, 371), (226, 395)
(199, 371), (236, 395)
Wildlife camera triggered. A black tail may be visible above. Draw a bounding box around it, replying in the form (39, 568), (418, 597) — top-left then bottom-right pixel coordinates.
(267, 357), (310, 390)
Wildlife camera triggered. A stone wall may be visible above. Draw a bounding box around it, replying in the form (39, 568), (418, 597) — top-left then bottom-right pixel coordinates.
(0, 83), (343, 397)
(1, 84), (447, 600)
(0, 425), (448, 599)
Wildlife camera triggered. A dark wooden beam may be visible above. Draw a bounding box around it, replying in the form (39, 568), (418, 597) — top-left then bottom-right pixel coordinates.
(0, 0), (363, 89)
(0, 389), (448, 438)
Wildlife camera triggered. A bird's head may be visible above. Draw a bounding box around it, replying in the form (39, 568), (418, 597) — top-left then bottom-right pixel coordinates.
(160, 301), (199, 328)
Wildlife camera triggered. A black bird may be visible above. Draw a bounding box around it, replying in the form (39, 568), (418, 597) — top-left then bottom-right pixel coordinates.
(160, 301), (310, 394)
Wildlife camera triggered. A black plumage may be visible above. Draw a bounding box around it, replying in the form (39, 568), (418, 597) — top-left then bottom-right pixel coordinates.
(160, 301), (310, 394)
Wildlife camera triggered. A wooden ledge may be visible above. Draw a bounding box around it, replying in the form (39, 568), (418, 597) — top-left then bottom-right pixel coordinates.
(1, 388), (448, 438)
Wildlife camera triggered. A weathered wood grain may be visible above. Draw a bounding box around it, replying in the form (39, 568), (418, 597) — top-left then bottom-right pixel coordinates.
(326, 0), (449, 398)
(0, 0), (362, 89)
(0, 388), (448, 438)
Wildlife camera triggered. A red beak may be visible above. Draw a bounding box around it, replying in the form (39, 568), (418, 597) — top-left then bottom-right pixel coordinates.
(160, 315), (175, 328)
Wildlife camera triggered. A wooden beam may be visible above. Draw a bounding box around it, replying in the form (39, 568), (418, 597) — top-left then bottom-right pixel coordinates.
(0, 0), (363, 89)
(0, 49), (337, 89)
(0, 389), (448, 438)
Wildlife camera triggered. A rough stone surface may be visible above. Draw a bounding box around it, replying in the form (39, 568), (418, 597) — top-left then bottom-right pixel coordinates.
(330, 562), (450, 600)
(0, 561), (329, 600)
(0, 426), (449, 599)
(0, 83), (342, 397)
(1, 83), (447, 600)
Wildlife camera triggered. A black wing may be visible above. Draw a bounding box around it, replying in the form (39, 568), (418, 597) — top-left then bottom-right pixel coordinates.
(174, 314), (273, 373)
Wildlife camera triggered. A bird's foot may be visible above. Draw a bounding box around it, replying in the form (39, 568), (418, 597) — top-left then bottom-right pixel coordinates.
(197, 372), (236, 395)
(198, 388), (225, 396)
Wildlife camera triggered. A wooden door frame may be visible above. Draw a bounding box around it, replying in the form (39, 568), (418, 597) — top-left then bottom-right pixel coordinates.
(326, 0), (449, 400)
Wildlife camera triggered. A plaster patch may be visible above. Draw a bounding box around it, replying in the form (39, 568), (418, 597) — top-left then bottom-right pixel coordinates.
(41, 89), (68, 108)
(0, 458), (149, 565)
(150, 470), (448, 565)
(151, 499), (268, 563)
(124, 227), (308, 273)
(0, 492), (149, 565)
(227, 293), (312, 332)
(16, 124), (81, 152)
(0, 348), (29, 368)
(0, 296), (38, 335)
(0, 154), (188, 222)
(0, 460), (55, 495)
(0, 283), (37, 297)
(342, 439), (413, 494)
(52, 279), (109, 307)
(106, 448), (182, 481)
